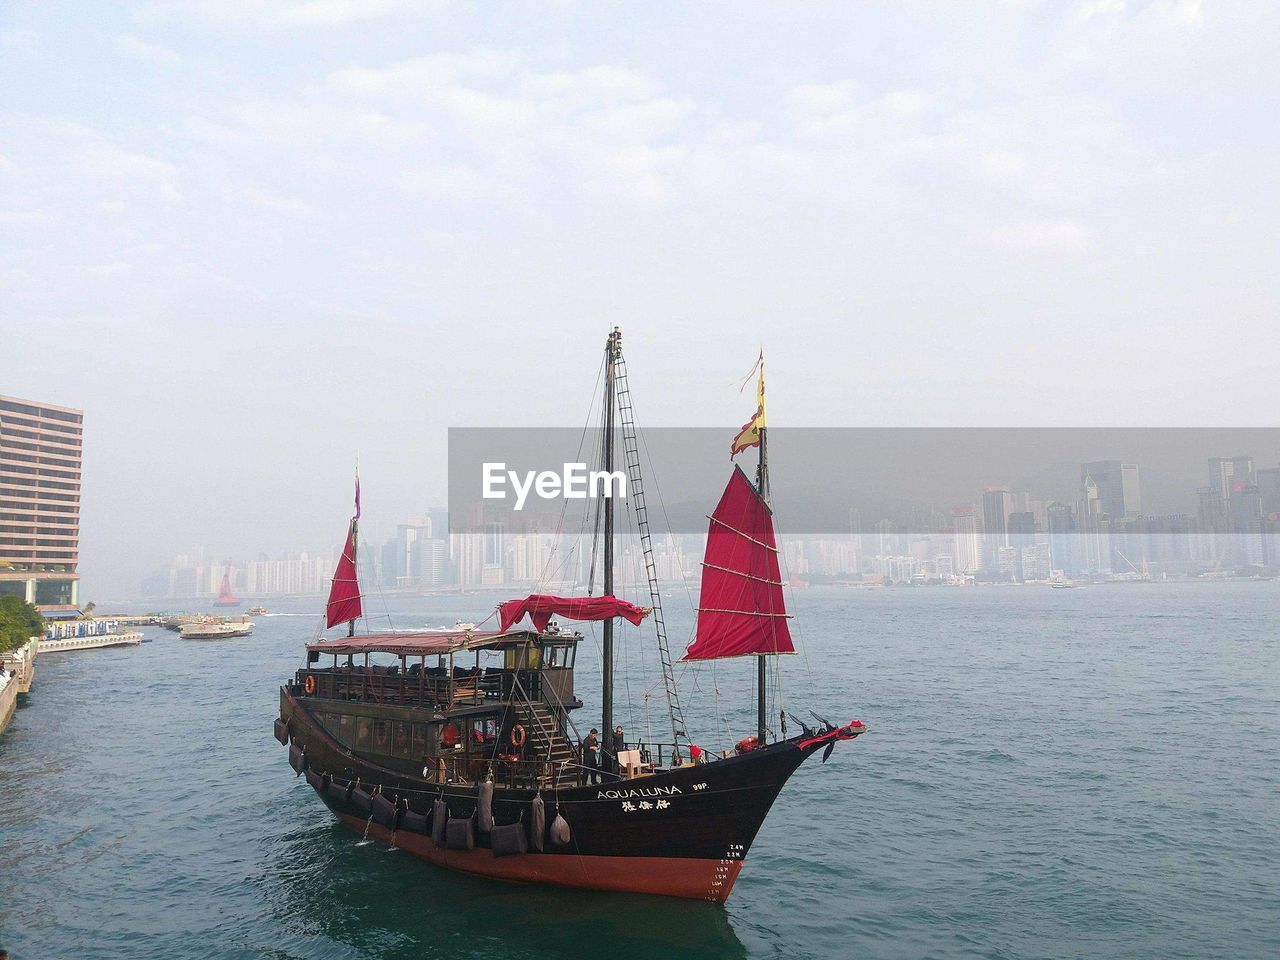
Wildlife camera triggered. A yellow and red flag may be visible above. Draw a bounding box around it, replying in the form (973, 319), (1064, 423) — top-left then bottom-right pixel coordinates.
(730, 352), (766, 458)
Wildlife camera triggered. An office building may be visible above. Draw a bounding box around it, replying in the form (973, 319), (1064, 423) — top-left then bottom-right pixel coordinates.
(981, 487), (1012, 572)
(0, 394), (83, 613)
(1080, 460), (1140, 520)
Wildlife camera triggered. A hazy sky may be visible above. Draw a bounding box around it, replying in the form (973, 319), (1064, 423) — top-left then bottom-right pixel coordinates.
(3, 1), (1278, 599)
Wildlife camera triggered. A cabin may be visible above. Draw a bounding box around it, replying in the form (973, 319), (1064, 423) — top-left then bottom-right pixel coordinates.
(290, 627), (584, 788)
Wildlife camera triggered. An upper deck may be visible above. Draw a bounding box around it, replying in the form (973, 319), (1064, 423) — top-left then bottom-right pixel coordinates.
(294, 627), (580, 714)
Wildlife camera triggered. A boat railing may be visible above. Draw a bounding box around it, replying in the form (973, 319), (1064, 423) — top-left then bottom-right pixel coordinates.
(295, 667), (501, 709)
(427, 755), (564, 791)
(625, 740), (705, 770)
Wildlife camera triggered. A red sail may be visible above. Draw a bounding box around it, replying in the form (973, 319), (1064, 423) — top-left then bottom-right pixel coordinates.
(325, 522), (362, 629)
(217, 570), (237, 603)
(683, 466), (793, 660)
(499, 594), (649, 633)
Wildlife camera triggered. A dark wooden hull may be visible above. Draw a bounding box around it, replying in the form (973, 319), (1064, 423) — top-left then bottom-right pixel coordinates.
(279, 687), (830, 902)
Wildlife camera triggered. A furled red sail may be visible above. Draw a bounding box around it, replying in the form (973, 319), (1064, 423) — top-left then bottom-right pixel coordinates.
(683, 466), (793, 660)
(499, 594), (650, 633)
(325, 522), (362, 629)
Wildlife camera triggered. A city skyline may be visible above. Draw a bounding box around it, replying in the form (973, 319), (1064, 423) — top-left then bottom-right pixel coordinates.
(147, 448), (1280, 603)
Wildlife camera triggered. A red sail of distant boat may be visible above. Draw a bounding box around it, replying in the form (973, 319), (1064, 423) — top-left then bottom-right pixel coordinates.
(215, 568), (238, 605)
(683, 466), (794, 661)
(326, 522), (362, 629)
(498, 594), (650, 633)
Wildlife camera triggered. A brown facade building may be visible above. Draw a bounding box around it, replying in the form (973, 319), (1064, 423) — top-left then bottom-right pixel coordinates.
(0, 393), (82, 613)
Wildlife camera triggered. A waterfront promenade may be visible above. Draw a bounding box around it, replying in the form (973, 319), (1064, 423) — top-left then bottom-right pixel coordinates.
(0, 637), (38, 735)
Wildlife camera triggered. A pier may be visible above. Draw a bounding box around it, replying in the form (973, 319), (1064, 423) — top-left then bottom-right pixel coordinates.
(37, 631), (143, 653)
(0, 637), (38, 735)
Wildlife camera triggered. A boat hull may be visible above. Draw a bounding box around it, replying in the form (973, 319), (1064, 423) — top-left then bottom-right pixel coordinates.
(281, 687), (825, 902)
(338, 814), (745, 900)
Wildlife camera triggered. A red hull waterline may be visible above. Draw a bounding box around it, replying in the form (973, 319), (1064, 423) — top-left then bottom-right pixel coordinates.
(338, 813), (745, 902)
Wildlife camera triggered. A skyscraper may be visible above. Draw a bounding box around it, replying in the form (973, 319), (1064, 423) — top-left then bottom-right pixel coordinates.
(1209, 456), (1255, 502)
(1007, 511), (1036, 581)
(1080, 460), (1140, 520)
(1078, 475), (1111, 573)
(1046, 501), (1077, 575)
(1258, 467), (1280, 516)
(951, 505), (981, 575)
(0, 394), (83, 613)
(981, 487), (1012, 572)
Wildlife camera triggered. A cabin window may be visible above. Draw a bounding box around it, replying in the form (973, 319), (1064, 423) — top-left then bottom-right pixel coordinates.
(355, 717), (372, 752)
(504, 645), (541, 670)
(392, 721), (411, 759)
(440, 721), (461, 751)
(543, 644), (575, 668)
(372, 719), (391, 755)
(338, 714), (354, 747)
(321, 713), (340, 737)
(469, 718), (497, 750)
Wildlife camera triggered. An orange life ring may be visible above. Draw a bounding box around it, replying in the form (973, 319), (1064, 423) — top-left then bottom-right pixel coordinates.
(510, 723), (526, 748)
(304, 675), (316, 695)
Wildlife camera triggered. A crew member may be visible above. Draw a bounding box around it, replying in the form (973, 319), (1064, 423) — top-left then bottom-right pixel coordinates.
(581, 728), (601, 785)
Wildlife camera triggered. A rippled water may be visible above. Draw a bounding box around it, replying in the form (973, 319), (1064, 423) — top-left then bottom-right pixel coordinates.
(1, 582), (1277, 959)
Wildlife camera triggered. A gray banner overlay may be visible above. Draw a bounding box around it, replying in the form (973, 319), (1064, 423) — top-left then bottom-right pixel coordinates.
(449, 427), (1280, 534)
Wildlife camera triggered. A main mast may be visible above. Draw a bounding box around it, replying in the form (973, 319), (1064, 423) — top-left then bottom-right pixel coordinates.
(601, 327), (620, 739)
(756, 426), (769, 744)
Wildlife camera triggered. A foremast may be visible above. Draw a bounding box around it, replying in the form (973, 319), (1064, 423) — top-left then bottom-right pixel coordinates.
(755, 422), (769, 743)
(682, 352), (792, 745)
(325, 468), (364, 636)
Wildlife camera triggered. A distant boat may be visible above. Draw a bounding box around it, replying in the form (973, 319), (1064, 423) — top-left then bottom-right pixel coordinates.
(247, 606), (268, 616)
(181, 617), (254, 640)
(213, 568), (239, 607)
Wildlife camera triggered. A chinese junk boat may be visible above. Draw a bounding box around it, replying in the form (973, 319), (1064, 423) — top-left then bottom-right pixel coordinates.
(213, 567), (239, 607)
(276, 331), (865, 902)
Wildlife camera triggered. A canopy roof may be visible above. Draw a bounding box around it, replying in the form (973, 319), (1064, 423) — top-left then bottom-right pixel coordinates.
(306, 629), (552, 658)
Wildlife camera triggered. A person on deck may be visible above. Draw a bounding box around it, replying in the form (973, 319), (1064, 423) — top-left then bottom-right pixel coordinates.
(581, 729), (601, 785)
(608, 724), (626, 774)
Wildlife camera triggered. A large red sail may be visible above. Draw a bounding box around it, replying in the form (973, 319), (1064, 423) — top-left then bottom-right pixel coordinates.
(683, 466), (793, 660)
(499, 594), (649, 633)
(325, 522), (362, 629)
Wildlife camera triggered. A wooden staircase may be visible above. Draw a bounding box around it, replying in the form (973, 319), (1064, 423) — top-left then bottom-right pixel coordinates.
(516, 701), (578, 786)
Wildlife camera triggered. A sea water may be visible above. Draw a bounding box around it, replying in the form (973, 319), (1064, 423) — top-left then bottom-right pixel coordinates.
(1, 581), (1276, 959)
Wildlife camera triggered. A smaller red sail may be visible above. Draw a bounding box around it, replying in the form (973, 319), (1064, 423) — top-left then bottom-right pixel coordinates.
(499, 594), (649, 633)
(684, 466), (794, 660)
(325, 522), (362, 629)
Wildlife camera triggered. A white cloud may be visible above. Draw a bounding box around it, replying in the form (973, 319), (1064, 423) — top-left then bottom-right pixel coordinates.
(117, 34), (182, 66)
(138, 0), (419, 31)
(0, 29), (38, 53)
